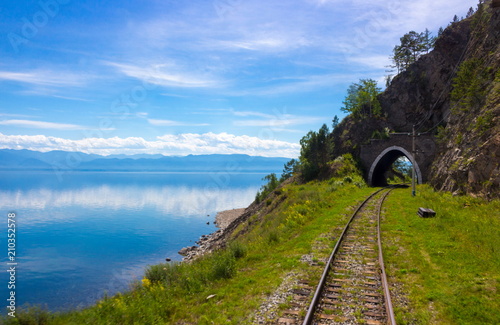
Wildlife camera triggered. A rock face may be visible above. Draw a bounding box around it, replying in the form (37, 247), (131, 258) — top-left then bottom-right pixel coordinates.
(332, 3), (500, 199)
(430, 5), (500, 199)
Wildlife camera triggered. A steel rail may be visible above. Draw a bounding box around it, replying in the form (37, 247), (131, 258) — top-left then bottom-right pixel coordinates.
(377, 189), (397, 325)
(302, 187), (386, 325)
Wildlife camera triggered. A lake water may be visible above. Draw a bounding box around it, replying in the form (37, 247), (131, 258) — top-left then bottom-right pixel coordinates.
(0, 171), (269, 314)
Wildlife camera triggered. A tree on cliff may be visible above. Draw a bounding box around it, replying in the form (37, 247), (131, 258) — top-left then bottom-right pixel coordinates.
(280, 159), (297, 182)
(298, 124), (331, 181)
(255, 173), (279, 203)
(340, 79), (382, 118)
(390, 30), (436, 73)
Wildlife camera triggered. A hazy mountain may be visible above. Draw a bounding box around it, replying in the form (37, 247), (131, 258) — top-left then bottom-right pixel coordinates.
(0, 149), (290, 173)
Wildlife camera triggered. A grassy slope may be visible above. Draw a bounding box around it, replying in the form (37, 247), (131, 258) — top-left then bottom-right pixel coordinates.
(5, 176), (373, 325)
(383, 185), (500, 324)
(4, 182), (499, 324)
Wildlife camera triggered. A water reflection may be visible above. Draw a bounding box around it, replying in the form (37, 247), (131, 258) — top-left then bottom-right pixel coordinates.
(0, 185), (258, 222)
(0, 171), (265, 312)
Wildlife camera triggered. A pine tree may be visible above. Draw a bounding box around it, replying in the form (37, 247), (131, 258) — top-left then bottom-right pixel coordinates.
(332, 115), (340, 130)
(422, 28), (436, 53)
(280, 159), (297, 181)
(391, 29), (436, 73)
(438, 26), (444, 37)
(466, 7), (473, 18)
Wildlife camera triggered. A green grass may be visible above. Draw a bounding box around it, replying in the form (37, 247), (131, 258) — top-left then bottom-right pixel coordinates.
(382, 185), (500, 324)
(4, 180), (498, 324)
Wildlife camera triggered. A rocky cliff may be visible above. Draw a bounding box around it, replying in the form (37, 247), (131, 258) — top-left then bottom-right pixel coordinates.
(332, 1), (500, 199)
(430, 3), (500, 199)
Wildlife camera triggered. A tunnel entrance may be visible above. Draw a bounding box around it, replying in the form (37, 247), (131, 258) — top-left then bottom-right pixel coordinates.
(368, 146), (422, 187)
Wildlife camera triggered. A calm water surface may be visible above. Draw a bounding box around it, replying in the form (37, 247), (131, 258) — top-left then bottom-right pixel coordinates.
(0, 171), (267, 313)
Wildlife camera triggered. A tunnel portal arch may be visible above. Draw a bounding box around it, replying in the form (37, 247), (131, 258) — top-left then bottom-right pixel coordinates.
(368, 146), (422, 187)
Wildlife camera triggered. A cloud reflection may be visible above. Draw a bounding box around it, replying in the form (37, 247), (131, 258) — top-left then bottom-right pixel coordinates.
(0, 184), (258, 224)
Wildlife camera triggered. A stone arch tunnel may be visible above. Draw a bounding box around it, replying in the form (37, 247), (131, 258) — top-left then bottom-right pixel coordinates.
(359, 133), (437, 186)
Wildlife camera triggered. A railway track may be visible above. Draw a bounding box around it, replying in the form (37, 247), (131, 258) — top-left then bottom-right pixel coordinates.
(277, 187), (397, 325)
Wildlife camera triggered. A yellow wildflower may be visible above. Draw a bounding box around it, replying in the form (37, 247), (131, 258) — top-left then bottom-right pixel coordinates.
(141, 277), (151, 287)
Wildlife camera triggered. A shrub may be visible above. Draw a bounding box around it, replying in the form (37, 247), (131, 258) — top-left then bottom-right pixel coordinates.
(229, 242), (247, 259)
(210, 252), (236, 281)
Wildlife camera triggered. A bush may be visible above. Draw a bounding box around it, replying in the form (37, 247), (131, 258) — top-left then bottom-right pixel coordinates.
(210, 252), (236, 281)
(145, 263), (171, 284)
(229, 242), (247, 259)
(267, 230), (280, 244)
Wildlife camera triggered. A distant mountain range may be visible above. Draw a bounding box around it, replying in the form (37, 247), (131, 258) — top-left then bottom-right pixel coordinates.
(0, 149), (290, 172)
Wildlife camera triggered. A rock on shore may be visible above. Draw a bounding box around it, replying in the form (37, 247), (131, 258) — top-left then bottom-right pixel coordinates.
(215, 208), (246, 229)
(178, 207), (246, 261)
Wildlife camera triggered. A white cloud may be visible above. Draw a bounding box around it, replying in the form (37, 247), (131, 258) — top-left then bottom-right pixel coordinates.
(0, 113), (38, 118)
(233, 115), (325, 128)
(0, 70), (89, 87)
(208, 32), (311, 53)
(226, 73), (354, 97)
(0, 185), (258, 221)
(155, 132), (300, 157)
(147, 119), (210, 127)
(0, 132), (299, 158)
(50, 94), (94, 102)
(233, 111), (274, 118)
(0, 119), (85, 130)
(105, 61), (225, 89)
(348, 54), (392, 70)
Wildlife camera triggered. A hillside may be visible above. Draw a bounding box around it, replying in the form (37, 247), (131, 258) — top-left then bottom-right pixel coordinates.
(331, 1), (500, 199)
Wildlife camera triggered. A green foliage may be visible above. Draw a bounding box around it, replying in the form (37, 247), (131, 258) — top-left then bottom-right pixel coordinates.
(280, 158), (297, 182)
(228, 241), (247, 259)
(474, 110), (495, 136)
(451, 58), (489, 113)
(331, 115), (340, 130)
(266, 230), (280, 244)
(390, 29), (435, 73)
(2, 305), (54, 325)
(255, 173), (279, 203)
(210, 251), (237, 280)
(388, 157), (412, 184)
(329, 154), (363, 179)
(471, 0), (491, 32)
(340, 79), (382, 118)
(298, 124), (331, 181)
(437, 26), (444, 38)
(371, 127), (390, 140)
(435, 125), (449, 144)
(144, 243), (247, 295)
(466, 6), (475, 18)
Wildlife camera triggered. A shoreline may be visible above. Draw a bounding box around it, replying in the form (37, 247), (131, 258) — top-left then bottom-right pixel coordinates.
(178, 207), (247, 261)
(215, 208), (246, 230)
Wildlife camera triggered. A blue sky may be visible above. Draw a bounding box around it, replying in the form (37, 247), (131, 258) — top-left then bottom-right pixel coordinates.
(0, 0), (477, 157)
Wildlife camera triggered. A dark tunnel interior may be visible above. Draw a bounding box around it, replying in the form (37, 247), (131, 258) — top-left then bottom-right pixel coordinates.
(371, 149), (414, 187)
